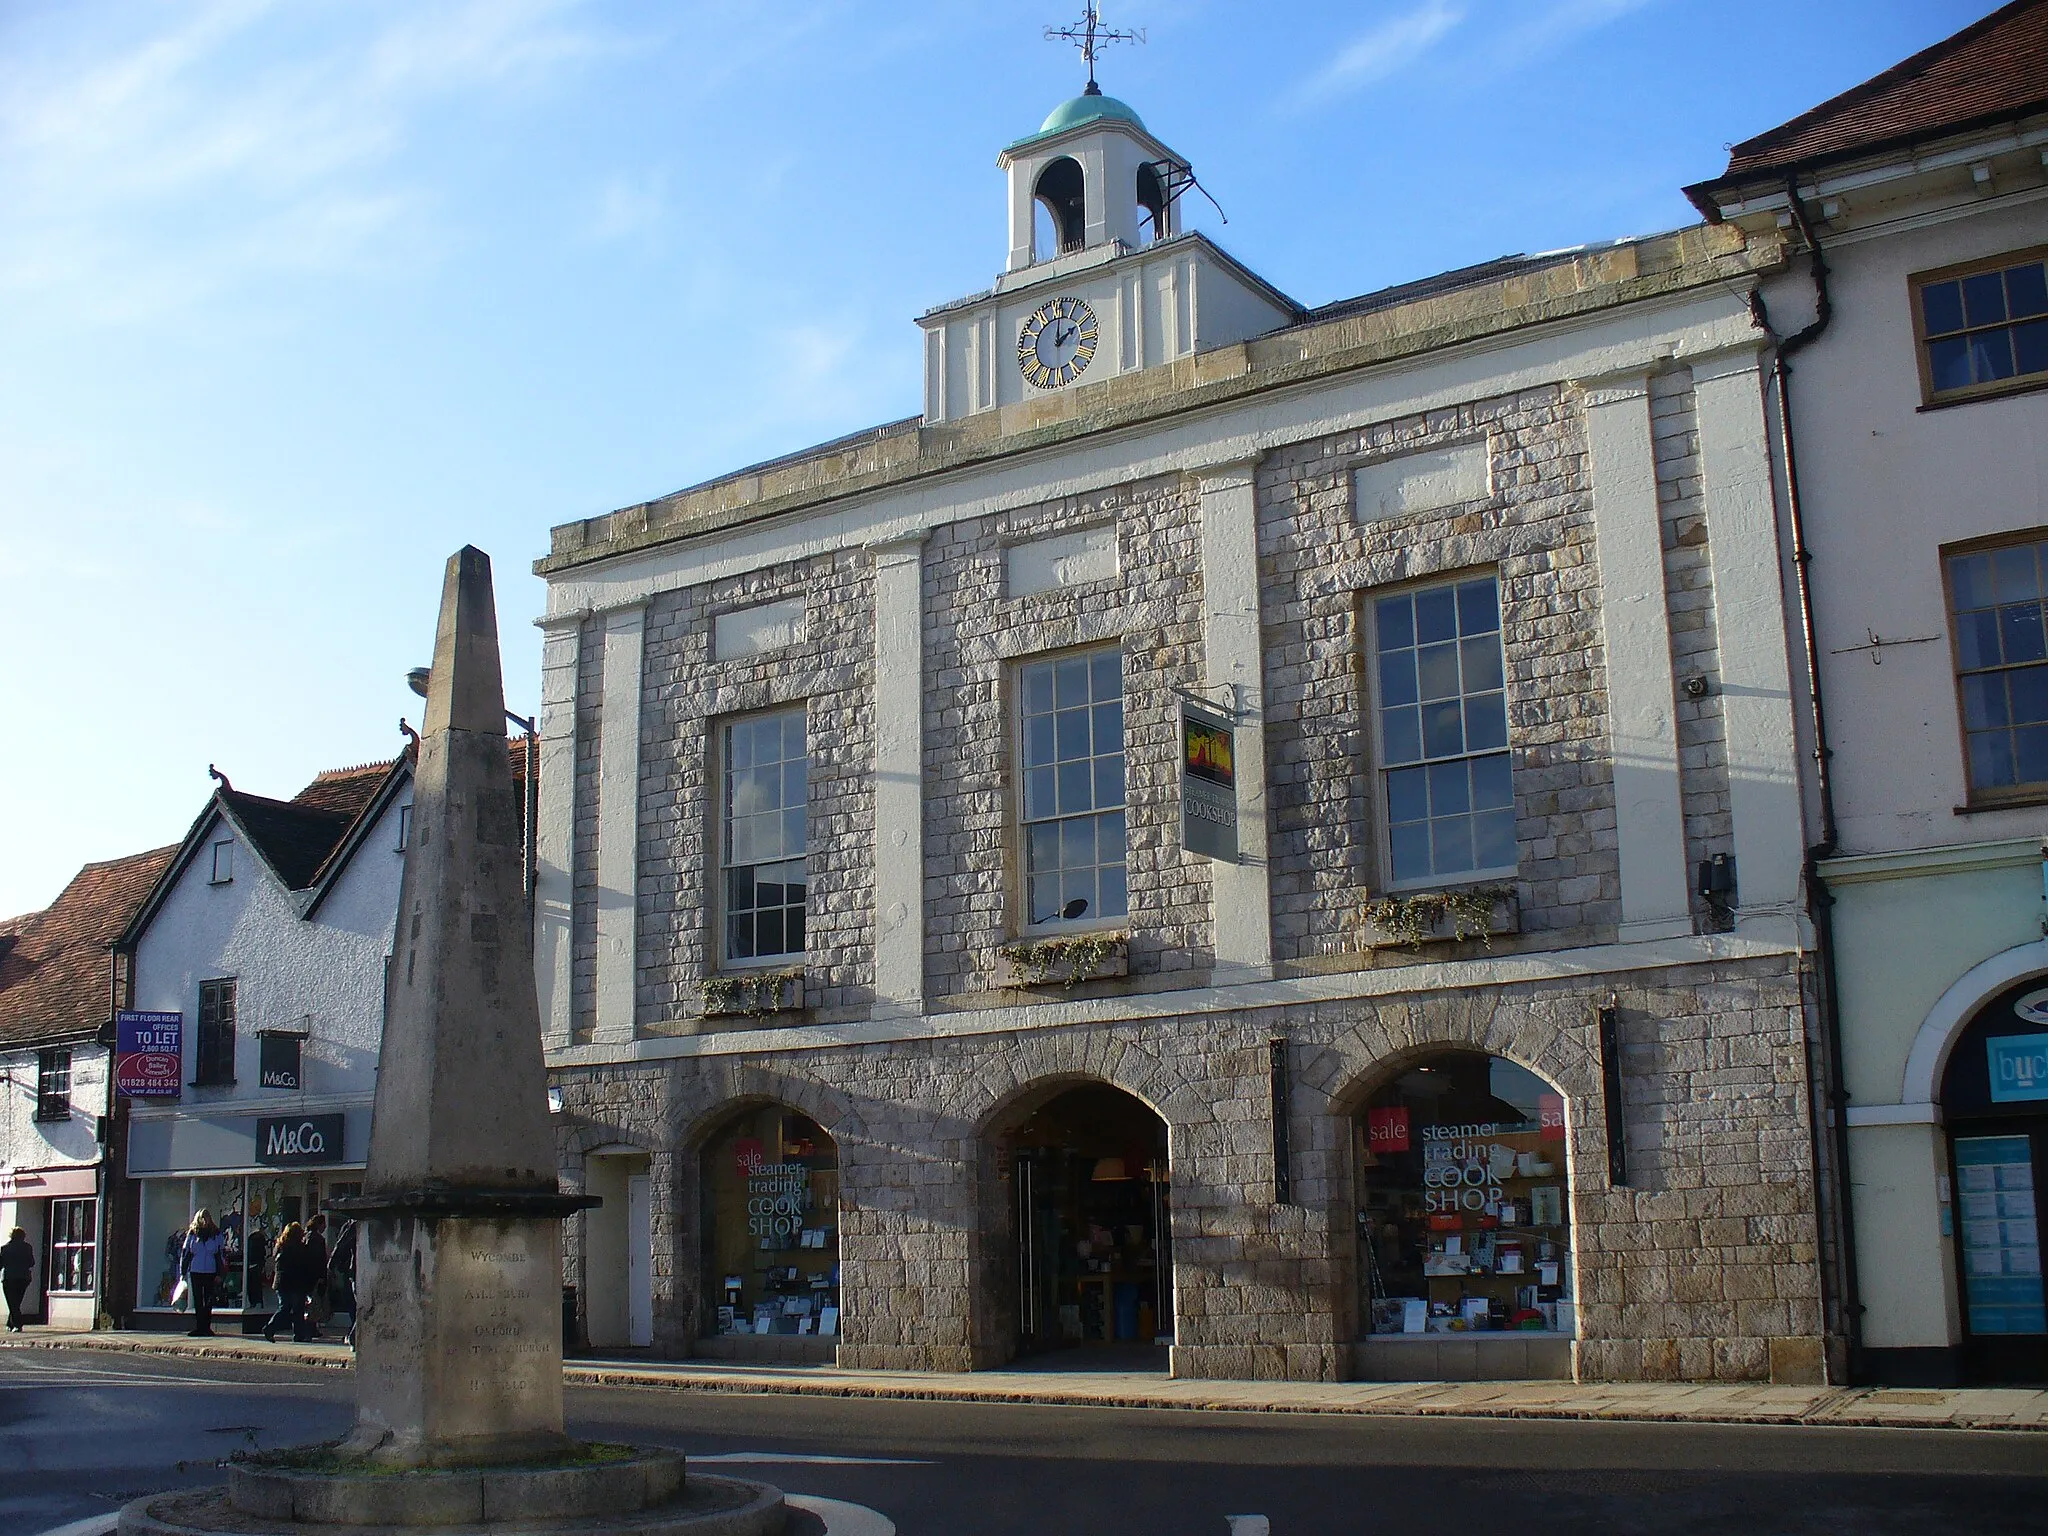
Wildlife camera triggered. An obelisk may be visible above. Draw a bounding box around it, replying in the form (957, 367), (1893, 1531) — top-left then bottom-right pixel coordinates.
(341, 546), (590, 1467)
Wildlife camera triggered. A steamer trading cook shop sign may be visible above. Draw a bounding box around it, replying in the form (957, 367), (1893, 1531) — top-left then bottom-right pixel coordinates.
(115, 1010), (183, 1097)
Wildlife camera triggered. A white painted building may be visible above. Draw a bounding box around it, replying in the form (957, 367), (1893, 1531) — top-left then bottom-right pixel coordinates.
(117, 760), (409, 1329)
(1686, 0), (2048, 1385)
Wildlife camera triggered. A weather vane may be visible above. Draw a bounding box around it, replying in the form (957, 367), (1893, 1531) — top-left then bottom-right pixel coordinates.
(1045, 3), (1144, 93)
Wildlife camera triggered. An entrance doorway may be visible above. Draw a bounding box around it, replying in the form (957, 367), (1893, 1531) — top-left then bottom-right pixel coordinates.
(1004, 1083), (1171, 1361)
(1941, 980), (2048, 1384)
(584, 1147), (653, 1349)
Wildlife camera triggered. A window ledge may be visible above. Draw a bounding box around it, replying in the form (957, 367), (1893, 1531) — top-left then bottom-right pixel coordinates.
(996, 931), (1131, 988)
(701, 966), (805, 1019)
(1918, 375), (2048, 413)
(1954, 791), (2048, 815)
(1352, 886), (1520, 949)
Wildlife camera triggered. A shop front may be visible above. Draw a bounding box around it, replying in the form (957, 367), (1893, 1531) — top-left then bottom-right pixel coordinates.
(1355, 1051), (1575, 1380)
(698, 1104), (840, 1361)
(0, 1164), (102, 1329)
(126, 1102), (368, 1330)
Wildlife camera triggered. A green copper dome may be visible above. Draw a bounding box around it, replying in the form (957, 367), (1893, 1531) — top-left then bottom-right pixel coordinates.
(1038, 89), (1145, 137)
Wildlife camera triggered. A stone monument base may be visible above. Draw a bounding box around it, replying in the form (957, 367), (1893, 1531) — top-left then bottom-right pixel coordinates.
(117, 1447), (785, 1536)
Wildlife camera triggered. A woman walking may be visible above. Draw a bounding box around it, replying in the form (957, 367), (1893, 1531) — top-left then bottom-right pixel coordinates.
(180, 1210), (226, 1337)
(1, 1227), (34, 1332)
(263, 1222), (317, 1343)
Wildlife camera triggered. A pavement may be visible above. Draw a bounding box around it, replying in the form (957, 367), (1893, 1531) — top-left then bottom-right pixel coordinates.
(6, 1326), (2045, 1433)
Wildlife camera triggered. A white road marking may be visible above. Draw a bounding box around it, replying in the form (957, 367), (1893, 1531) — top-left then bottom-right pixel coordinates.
(692, 1452), (933, 1466)
(784, 1494), (896, 1536)
(32, 1515), (119, 1536)
(0, 1357), (309, 1390)
(1227, 1518), (1271, 1536)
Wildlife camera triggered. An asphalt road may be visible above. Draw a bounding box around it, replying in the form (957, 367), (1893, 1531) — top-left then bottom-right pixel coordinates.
(2, 1348), (2044, 1535)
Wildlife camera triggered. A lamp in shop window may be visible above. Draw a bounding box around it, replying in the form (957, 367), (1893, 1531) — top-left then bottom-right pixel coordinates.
(1090, 1157), (1129, 1182)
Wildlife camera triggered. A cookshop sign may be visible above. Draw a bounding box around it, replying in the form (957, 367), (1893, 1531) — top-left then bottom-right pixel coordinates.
(255, 1113), (345, 1167)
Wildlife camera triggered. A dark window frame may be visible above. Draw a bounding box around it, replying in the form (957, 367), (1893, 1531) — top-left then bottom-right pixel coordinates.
(1942, 529), (2048, 809)
(34, 1046), (71, 1122)
(1910, 244), (2048, 409)
(195, 977), (237, 1086)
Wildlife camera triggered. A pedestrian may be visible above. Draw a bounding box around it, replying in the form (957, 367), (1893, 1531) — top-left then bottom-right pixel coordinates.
(329, 1219), (359, 1347)
(303, 1213), (331, 1338)
(1, 1226), (34, 1332)
(180, 1209), (226, 1337)
(263, 1221), (317, 1343)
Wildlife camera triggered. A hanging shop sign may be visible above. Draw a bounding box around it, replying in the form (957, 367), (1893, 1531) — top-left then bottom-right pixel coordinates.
(1180, 700), (1239, 862)
(115, 1010), (183, 1098)
(258, 1033), (304, 1091)
(255, 1113), (345, 1166)
(1987, 1032), (2048, 1104)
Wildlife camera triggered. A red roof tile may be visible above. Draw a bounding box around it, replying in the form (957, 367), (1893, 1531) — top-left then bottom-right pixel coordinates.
(0, 847), (177, 1048)
(1715, 1), (2048, 182)
(292, 758), (402, 819)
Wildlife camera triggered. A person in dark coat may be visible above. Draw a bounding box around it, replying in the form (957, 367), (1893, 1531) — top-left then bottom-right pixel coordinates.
(329, 1219), (359, 1346)
(303, 1213), (330, 1336)
(1, 1227), (34, 1332)
(263, 1222), (317, 1343)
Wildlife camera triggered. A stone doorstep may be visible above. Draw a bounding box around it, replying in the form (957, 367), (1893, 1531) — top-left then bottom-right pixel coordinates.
(13, 1332), (2047, 1433)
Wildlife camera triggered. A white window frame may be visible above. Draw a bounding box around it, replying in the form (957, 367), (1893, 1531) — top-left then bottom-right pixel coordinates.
(1366, 569), (1518, 892)
(716, 705), (809, 970)
(1013, 643), (1129, 935)
(209, 840), (234, 884)
(45, 1197), (96, 1296)
(396, 803), (414, 852)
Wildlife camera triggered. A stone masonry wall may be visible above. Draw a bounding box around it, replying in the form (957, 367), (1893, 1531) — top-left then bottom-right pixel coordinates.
(919, 474), (1213, 1002)
(634, 552), (878, 1026)
(569, 615), (605, 1045)
(1650, 367), (1735, 934)
(1257, 386), (1619, 964)
(554, 951), (1825, 1384)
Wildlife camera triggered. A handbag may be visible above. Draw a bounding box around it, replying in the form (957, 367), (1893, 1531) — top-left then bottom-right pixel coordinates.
(170, 1275), (190, 1307)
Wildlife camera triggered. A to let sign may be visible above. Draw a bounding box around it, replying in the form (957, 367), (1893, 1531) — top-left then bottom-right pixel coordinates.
(1180, 701), (1240, 862)
(115, 1011), (182, 1098)
(256, 1113), (345, 1166)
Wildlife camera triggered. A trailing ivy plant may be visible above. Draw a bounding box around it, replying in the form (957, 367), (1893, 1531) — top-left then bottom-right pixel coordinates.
(1353, 886), (1513, 950)
(999, 930), (1129, 988)
(701, 966), (804, 1017)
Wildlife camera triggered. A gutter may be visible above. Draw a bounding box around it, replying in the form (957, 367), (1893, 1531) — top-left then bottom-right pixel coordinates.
(1748, 174), (1863, 1381)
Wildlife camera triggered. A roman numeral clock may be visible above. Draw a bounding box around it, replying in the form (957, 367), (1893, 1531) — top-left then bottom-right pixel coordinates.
(1017, 296), (1099, 390)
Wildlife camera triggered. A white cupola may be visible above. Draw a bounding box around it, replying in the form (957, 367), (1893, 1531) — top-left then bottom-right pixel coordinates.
(997, 85), (1188, 273)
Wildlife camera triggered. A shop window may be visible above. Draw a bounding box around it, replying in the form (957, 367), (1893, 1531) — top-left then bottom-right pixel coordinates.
(46, 1198), (96, 1294)
(1018, 647), (1126, 928)
(720, 709), (807, 964)
(1356, 1051), (1573, 1338)
(35, 1046), (71, 1121)
(1946, 533), (2048, 802)
(1371, 573), (1515, 886)
(1913, 246), (2048, 407)
(196, 977), (237, 1085)
(701, 1106), (839, 1340)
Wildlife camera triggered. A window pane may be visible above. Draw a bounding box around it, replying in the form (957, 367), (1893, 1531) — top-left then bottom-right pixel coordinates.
(1390, 823), (1431, 883)
(1996, 543), (2040, 602)
(1470, 752), (1513, 810)
(1060, 816), (1095, 870)
(756, 910), (785, 957)
(1971, 330), (2017, 383)
(781, 807), (804, 856)
(2011, 667), (2048, 725)
(1456, 577), (1500, 635)
(1415, 586), (1458, 645)
(1431, 817), (1475, 874)
(1061, 869), (1097, 919)
(729, 722), (755, 770)
(1025, 767), (1055, 820)
(1963, 270), (2008, 327)
(783, 760), (808, 810)
(1028, 822), (1060, 869)
(1098, 810), (1126, 864)
(1464, 692), (1508, 752)
(2010, 262), (2048, 320)
(2019, 726), (2048, 786)
(1090, 649), (1122, 701)
(1375, 593), (1414, 651)
(1427, 760), (1471, 817)
(1970, 730), (2017, 790)
(1921, 279), (1965, 336)
(1951, 550), (1994, 609)
(2016, 318), (2048, 378)
(1382, 706), (1422, 765)
(1387, 765), (1429, 824)
(1054, 655), (1091, 707)
(1023, 662), (1054, 714)
(1028, 875), (1057, 924)
(1092, 701), (1123, 757)
(728, 912), (756, 959)
(1093, 756), (1123, 809)
(1964, 673), (2010, 730)
(1461, 634), (1504, 693)
(1097, 864), (1128, 919)
(2001, 602), (2047, 664)
(1474, 808), (1517, 869)
(786, 909), (805, 954)
(1379, 649), (1418, 706)
(1057, 760), (1092, 814)
(1957, 607), (2002, 669)
(1422, 700), (1463, 758)
(783, 712), (807, 759)
(1055, 707), (1089, 761)
(1928, 336), (1972, 393)
(1417, 642), (1460, 700)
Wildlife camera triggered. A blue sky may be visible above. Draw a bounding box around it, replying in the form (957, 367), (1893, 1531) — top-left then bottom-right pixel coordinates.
(0, 0), (1991, 915)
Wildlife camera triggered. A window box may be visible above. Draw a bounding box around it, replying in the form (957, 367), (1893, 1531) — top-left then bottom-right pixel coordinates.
(1353, 887), (1519, 950)
(701, 966), (805, 1019)
(996, 930), (1130, 989)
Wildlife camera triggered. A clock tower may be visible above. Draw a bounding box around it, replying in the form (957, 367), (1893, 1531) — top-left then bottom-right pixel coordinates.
(917, 83), (1300, 423)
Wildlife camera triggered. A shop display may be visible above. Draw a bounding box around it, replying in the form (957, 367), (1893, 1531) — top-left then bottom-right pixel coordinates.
(1955, 1135), (2045, 1335)
(136, 1174), (341, 1317)
(1358, 1052), (1574, 1335)
(701, 1107), (839, 1337)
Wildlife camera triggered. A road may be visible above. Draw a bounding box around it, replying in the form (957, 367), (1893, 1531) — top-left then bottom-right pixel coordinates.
(2, 1348), (2043, 1535)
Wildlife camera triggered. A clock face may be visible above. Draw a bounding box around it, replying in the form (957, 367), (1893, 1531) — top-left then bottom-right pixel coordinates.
(1017, 297), (1099, 390)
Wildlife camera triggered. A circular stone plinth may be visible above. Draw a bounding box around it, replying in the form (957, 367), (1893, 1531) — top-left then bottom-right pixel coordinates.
(118, 1476), (784, 1536)
(228, 1450), (686, 1525)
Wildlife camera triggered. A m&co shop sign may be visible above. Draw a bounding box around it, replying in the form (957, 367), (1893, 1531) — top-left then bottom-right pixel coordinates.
(115, 1010), (182, 1098)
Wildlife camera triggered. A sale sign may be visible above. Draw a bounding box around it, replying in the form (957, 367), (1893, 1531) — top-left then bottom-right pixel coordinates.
(115, 1010), (182, 1098)
(1366, 1105), (1411, 1153)
(1539, 1093), (1567, 1141)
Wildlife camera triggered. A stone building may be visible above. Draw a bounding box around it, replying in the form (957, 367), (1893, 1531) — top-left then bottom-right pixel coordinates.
(535, 81), (1833, 1383)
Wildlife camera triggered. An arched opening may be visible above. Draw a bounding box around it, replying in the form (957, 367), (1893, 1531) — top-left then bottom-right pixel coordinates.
(583, 1144), (652, 1349)
(997, 1082), (1171, 1364)
(1939, 977), (2048, 1383)
(699, 1104), (840, 1358)
(1354, 1050), (1573, 1376)
(1033, 157), (1086, 259)
(1136, 162), (1168, 245)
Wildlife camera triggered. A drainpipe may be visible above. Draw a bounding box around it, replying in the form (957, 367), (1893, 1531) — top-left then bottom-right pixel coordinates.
(1750, 174), (1861, 1379)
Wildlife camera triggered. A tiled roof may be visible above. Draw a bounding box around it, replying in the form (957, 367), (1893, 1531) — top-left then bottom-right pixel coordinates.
(293, 759), (400, 819)
(0, 847), (177, 1048)
(219, 790), (357, 892)
(1712, 0), (2048, 183)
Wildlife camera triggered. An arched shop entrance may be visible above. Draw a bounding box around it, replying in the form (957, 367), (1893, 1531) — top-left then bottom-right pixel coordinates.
(699, 1105), (840, 1357)
(1355, 1051), (1574, 1379)
(1004, 1083), (1172, 1359)
(1941, 979), (2048, 1384)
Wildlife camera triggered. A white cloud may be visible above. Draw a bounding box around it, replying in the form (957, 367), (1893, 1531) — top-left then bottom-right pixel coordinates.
(583, 171), (667, 245)
(1291, 1), (1467, 109)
